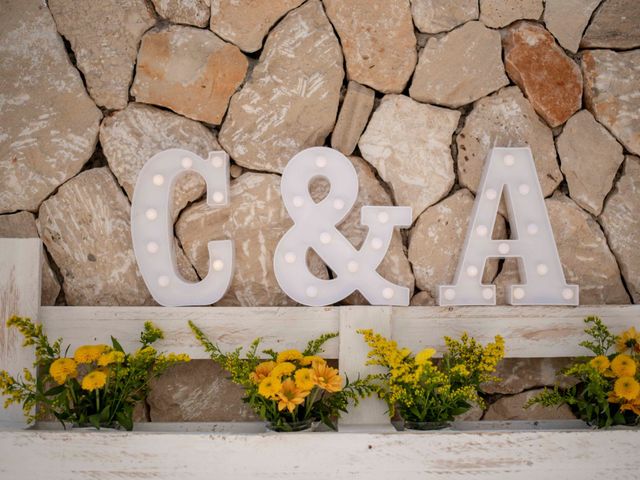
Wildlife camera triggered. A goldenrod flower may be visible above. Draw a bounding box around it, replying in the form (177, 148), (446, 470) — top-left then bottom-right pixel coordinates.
(74, 345), (109, 364)
(611, 354), (636, 377)
(276, 379), (310, 413)
(81, 370), (107, 391)
(49, 358), (78, 385)
(97, 351), (125, 367)
(589, 355), (610, 373)
(415, 348), (436, 365)
(277, 349), (303, 363)
(300, 355), (325, 366)
(249, 361), (277, 383)
(270, 362), (296, 378)
(312, 362), (342, 393)
(614, 376), (640, 401)
(617, 327), (640, 353)
(294, 368), (315, 390)
(258, 376), (282, 399)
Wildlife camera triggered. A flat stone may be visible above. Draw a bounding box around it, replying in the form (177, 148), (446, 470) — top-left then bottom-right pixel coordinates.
(479, 0), (543, 28)
(581, 0), (640, 49)
(210, 0), (305, 52)
(600, 156), (640, 303)
(218, 1), (343, 173)
(323, 0), (416, 93)
(408, 189), (507, 299)
(131, 25), (248, 125)
(359, 95), (459, 222)
(176, 172), (328, 306)
(411, 0), (478, 34)
(410, 21), (509, 108)
(410, 290), (436, 306)
(48, 0), (155, 110)
(0, 211), (60, 305)
(483, 389), (576, 420)
(544, 0), (601, 53)
(582, 49), (640, 156)
(0, 0), (101, 214)
(148, 361), (256, 421)
(456, 87), (561, 196)
(482, 357), (576, 394)
(100, 103), (220, 220)
(557, 110), (624, 216)
(331, 81), (375, 156)
(151, 0), (210, 27)
(503, 22), (582, 128)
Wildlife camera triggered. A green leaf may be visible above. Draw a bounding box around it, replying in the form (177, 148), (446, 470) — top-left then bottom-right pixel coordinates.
(111, 336), (124, 353)
(43, 384), (66, 397)
(89, 414), (101, 429)
(116, 410), (133, 431)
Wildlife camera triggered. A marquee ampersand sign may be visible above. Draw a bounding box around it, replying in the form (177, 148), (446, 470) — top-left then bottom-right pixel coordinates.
(274, 147), (412, 306)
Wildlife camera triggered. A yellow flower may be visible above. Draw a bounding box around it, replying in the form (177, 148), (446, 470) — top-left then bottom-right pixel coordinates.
(620, 397), (640, 416)
(415, 348), (436, 365)
(451, 364), (470, 377)
(49, 358), (78, 385)
(300, 356), (325, 366)
(276, 379), (310, 413)
(81, 370), (107, 391)
(97, 351), (125, 367)
(270, 362), (296, 378)
(614, 376), (640, 401)
(312, 362), (342, 393)
(258, 376), (282, 399)
(589, 355), (610, 373)
(74, 345), (109, 364)
(276, 349), (303, 363)
(249, 361), (277, 383)
(611, 354), (636, 377)
(617, 327), (640, 353)
(294, 368), (315, 390)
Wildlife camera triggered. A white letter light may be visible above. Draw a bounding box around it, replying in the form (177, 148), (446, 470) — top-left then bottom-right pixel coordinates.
(439, 147), (578, 305)
(274, 147), (412, 306)
(131, 148), (233, 306)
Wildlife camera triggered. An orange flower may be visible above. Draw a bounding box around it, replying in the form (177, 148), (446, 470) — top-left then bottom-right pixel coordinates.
(617, 327), (640, 354)
(249, 361), (277, 383)
(276, 379), (310, 413)
(311, 362), (342, 393)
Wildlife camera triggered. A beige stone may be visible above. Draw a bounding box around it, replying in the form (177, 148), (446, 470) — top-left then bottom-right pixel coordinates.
(582, 49), (640, 156)
(544, 0), (601, 53)
(456, 403), (484, 421)
(410, 21), (508, 108)
(408, 189), (506, 299)
(218, 1), (343, 173)
(456, 87), (561, 196)
(557, 110), (624, 216)
(0, 211), (60, 306)
(0, 0), (101, 214)
(410, 290), (436, 306)
(479, 0), (543, 28)
(331, 82), (375, 156)
(49, 0), (155, 110)
(359, 95), (459, 222)
(210, 0), (305, 52)
(600, 156), (640, 303)
(131, 25), (248, 125)
(152, 0), (210, 27)
(482, 357), (576, 395)
(483, 389), (576, 421)
(411, 0), (478, 34)
(323, 0), (417, 93)
(581, 0), (640, 50)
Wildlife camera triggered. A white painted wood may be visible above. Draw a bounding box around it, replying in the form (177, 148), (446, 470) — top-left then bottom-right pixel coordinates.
(0, 238), (41, 425)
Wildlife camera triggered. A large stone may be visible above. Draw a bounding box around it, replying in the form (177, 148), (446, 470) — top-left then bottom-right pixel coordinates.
(581, 0), (640, 49)
(176, 172), (328, 306)
(479, 0), (543, 28)
(323, 0), (416, 94)
(411, 0), (478, 34)
(600, 156), (640, 303)
(543, 0), (601, 53)
(131, 25), (248, 125)
(148, 361), (256, 421)
(582, 50), (640, 156)
(0, 0), (102, 214)
(409, 21), (509, 108)
(483, 389), (576, 421)
(359, 95), (459, 222)
(408, 189), (506, 299)
(482, 358), (575, 395)
(48, 0), (155, 110)
(210, 0), (305, 53)
(331, 82), (375, 156)
(503, 22), (582, 128)
(456, 87), (561, 196)
(410, 290), (436, 306)
(0, 211), (60, 306)
(100, 103), (221, 220)
(218, 1), (343, 173)
(151, 0), (210, 27)
(557, 110), (624, 216)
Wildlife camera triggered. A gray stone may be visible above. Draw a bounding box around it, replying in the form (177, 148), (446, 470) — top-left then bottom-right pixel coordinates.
(411, 0), (478, 34)
(479, 0), (543, 28)
(151, 0), (210, 27)
(482, 357), (576, 395)
(331, 82), (375, 156)
(544, 0), (601, 53)
(483, 389), (576, 421)
(581, 0), (640, 49)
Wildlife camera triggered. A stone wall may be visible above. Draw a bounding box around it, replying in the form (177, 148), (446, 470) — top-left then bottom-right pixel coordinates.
(1, 0), (639, 421)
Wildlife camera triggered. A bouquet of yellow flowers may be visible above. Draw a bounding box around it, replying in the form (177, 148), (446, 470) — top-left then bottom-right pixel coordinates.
(0, 316), (189, 430)
(527, 316), (640, 427)
(359, 329), (504, 429)
(189, 322), (374, 431)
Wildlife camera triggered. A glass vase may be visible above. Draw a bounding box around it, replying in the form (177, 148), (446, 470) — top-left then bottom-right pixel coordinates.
(265, 418), (315, 432)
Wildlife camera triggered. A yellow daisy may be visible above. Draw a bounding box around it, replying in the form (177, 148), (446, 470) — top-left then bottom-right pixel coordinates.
(294, 368), (315, 390)
(614, 376), (640, 401)
(74, 345), (109, 364)
(276, 379), (310, 413)
(312, 362), (342, 393)
(617, 327), (640, 354)
(611, 354), (636, 377)
(589, 355), (610, 373)
(81, 370), (107, 391)
(258, 376), (282, 399)
(49, 358), (78, 385)
(97, 351), (125, 367)
(299, 356), (326, 366)
(270, 362), (296, 378)
(276, 349), (303, 363)
(249, 361), (277, 383)
(415, 348), (436, 365)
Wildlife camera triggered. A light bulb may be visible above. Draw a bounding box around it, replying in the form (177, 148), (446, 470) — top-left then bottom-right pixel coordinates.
(284, 252), (296, 264)
(382, 288), (394, 299)
(518, 184), (530, 195)
(320, 232), (332, 244)
(513, 287), (525, 300)
(146, 242), (159, 254)
(212, 191), (224, 203)
(498, 242), (510, 255)
(503, 154), (515, 166)
(211, 155), (224, 168)
(333, 198), (345, 210)
(315, 156), (327, 168)
(482, 288), (493, 300)
(371, 237), (383, 250)
(476, 225), (488, 237)
(527, 223), (538, 235)
(377, 212), (389, 224)
(158, 276), (170, 287)
(485, 188), (497, 200)
(181, 157), (193, 169)
(152, 174), (164, 186)
(212, 260), (224, 271)
(444, 289), (456, 301)
(536, 264), (548, 276)
(145, 208), (158, 220)
(306, 286), (318, 298)
(293, 196), (304, 207)
(466, 265), (479, 277)
(347, 261), (359, 273)
(562, 288), (574, 300)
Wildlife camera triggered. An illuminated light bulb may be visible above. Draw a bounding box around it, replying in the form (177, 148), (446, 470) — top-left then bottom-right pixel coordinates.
(315, 156), (327, 168)
(212, 260), (224, 271)
(503, 154), (515, 166)
(518, 184), (530, 195)
(145, 208), (158, 220)
(485, 188), (497, 200)
(444, 288), (456, 301)
(476, 225), (488, 237)
(146, 242), (159, 254)
(333, 198), (345, 210)
(382, 288), (394, 299)
(377, 212), (389, 224)
(527, 223), (539, 235)
(466, 265), (479, 277)
(482, 288), (493, 300)
(284, 252), (296, 264)
(212, 191), (225, 204)
(152, 174), (165, 186)
(513, 287), (525, 300)
(293, 196), (304, 208)
(562, 288), (574, 300)
(158, 276), (170, 287)
(498, 242), (510, 255)
(181, 157), (193, 169)
(306, 286), (318, 298)
(536, 263), (548, 276)
(347, 260), (359, 273)
(371, 237), (383, 250)
(211, 155), (224, 168)
(320, 232), (332, 244)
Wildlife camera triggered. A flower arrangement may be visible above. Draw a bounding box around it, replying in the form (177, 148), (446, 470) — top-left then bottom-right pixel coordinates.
(359, 329), (504, 428)
(527, 316), (640, 427)
(189, 321), (374, 431)
(0, 316), (190, 430)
